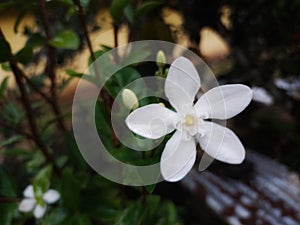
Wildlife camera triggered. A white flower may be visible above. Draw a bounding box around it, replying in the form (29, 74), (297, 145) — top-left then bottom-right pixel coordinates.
(252, 86), (273, 105)
(18, 185), (60, 219)
(125, 57), (253, 182)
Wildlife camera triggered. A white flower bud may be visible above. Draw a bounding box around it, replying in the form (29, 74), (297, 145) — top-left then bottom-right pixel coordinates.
(122, 89), (139, 110)
(156, 50), (166, 68)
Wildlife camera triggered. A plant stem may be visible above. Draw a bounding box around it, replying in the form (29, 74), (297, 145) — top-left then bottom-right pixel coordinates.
(39, 0), (67, 133)
(73, 0), (119, 146)
(0, 28), (61, 176)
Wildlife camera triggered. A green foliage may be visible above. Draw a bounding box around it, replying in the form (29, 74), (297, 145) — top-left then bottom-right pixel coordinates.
(0, 37), (12, 62)
(0, 76), (9, 97)
(116, 195), (182, 225)
(49, 30), (80, 50)
(15, 46), (33, 65)
(33, 166), (52, 206)
(110, 0), (131, 21)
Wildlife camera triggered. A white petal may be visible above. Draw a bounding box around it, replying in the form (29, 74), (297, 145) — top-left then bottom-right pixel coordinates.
(23, 185), (34, 198)
(165, 57), (201, 114)
(198, 121), (245, 164)
(160, 131), (196, 182)
(195, 84), (252, 119)
(33, 204), (47, 219)
(252, 86), (273, 105)
(125, 104), (177, 139)
(18, 198), (36, 212)
(43, 189), (60, 204)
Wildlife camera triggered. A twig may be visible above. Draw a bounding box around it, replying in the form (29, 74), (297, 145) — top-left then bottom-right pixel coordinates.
(0, 28), (61, 176)
(39, 0), (67, 133)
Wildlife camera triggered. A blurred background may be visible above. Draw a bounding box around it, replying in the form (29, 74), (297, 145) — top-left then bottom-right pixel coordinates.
(1, 0), (300, 224)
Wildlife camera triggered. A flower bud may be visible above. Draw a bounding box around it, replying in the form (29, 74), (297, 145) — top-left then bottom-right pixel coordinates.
(122, 88), (139, 110)
(156, 50), (166, 68)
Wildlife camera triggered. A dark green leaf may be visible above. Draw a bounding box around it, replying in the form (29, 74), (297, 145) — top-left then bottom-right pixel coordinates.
(15, 46), (33, 65)
(42, 207), (69, 225)
(0, 203), (17, 225)
(0, 37), (12, 62)
(0, 76), (9, 97)
(135, 1), (162, 19)
(64, 133), (88, 170)
(144, 183), (156, 194)
(61, 169), (81, 211)
(0, 135), (23, 149)
(73, 214), (93, 225)
(124, 4), (134, 23)
(14, 9), (28, 33)
(105, 66), (141, 98)
(110, 0), (131, 21)
(0, 165), (16, 197)
(65, 69), (96, 83)
(49, 30), (79, 50)
(27, 33), (46, 47)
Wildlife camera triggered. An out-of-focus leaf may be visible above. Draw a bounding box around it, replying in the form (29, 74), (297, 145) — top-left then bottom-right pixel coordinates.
(0, 135), (23, 149)
(14, 46), (33, 65)
(105, 66), (141, 98)
(0, 167), (17, 224)
(116, 202), (143, 225)
(14, 8), (28, 33)
(110, 0), (131, 21)
(0, 203), (17, 225)
(3, 102), (25, 125)
(135, 1), (162, 19)
(0, 76), (9, 97)
(42, 207), (69, 225)
(49, 30), (79, 50)
(73, 214), (93, 225)
(1, 62), (11, 71)
(0, 165), (16, 197)
(61, 169), (81, 211)
(0, 37), (12, 62)
(124, 4), (134, 23)
(88, 49), (107, 65)
(33, 166), (52, 206)
(64, 133), (88, 170)
(27, 33), (46, 47)
(144, 183), (156, 194)
(26, 151), (46, 169)
(65, 69), (96, 84)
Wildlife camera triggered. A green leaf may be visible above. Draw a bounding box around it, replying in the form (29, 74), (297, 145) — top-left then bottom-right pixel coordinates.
(124, 4), (134, 23)
(14, 46), (33, 65)
(0, 37), (12, 62)
(0, 76), (9, 97)
(105, 66), (141, 98)
(49, 30), (80, 50)
(65, 69), (96, 84)
(42, 208), (69, 225)
(135, 1), (162, 19)
(3, 102), (25, 125)
(110, 0), (131, 21)
(0, 203), (17, 225)
(0, 135), (23, 149)
(27, 33), (46, 47)
(61, 169), (81, 211)
(0, 165), (16, 197)
(1, 62), (11, 71)
(14, 8), (28, 33)
(33, 166), (52, 206)
(144, 183), (156, 194)
(73, 214), (93, 225)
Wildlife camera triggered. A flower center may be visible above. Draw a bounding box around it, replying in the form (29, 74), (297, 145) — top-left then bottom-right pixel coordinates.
(184, 114), (195, 126)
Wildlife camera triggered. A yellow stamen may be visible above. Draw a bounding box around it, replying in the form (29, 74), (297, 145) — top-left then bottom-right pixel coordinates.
(185, 115), (194, 126)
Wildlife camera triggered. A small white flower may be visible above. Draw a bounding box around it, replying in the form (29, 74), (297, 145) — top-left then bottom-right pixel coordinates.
(125, 57), (252, 182)
(252, 86), (273, 105)
(18, 185), (60, 219)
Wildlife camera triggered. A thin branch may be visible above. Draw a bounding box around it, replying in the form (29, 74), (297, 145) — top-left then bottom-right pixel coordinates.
(0, 28), (61, 176)
(39, 0), (67, 133)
